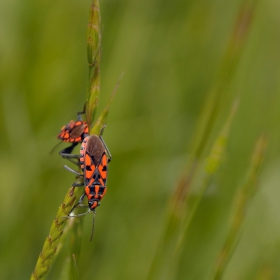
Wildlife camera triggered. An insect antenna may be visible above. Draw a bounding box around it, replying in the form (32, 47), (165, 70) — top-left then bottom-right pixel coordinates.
(49, 141), (64, 155)
(90, 210), (96, 242)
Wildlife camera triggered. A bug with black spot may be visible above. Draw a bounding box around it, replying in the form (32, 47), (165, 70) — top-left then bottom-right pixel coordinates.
(52, 108), (89, 160)
(64, 127), (111, 241)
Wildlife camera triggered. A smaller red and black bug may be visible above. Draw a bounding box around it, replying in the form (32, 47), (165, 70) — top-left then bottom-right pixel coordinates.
(54, 108), (89, 159)
(58, 119), (88, 143)
(64, 127), (111, 241)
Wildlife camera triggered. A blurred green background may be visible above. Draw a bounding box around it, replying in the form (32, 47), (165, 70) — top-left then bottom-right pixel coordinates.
(1, 0), (280, 279)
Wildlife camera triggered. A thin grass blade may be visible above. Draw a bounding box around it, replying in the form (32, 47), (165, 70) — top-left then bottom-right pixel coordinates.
(68, 216), (83, 280)
(212, 134), (267, 280)
(190, 0), (258, 161)
(90, 72), (123, 135)
(146, 99), (238, 280)
(176, 99), (239, 250)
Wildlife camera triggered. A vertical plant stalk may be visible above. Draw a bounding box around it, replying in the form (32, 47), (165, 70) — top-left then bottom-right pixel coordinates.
(189, 0), (258, 162)
(71, 254), (79, 280)
(67, 0), (102, 276)
(173, 0), (258, 215)
(30, 186), (82, 280)
(86, 0), (101, 126)
(176, 99), (239, 251)
(146, 1), (258, 278)
(212, 134), (267, 280)
(169, 101), (238, 280)
(152, 2), (259, 277)
(68, 212), (84, 280)
(146, 100), (238, 280)
(31, 1), (102, 279)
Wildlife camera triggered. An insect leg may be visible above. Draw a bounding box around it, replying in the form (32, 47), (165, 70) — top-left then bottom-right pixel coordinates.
(99, 128), (112, 162)
(90, 210), (96, 242)
(68, 209), (91, 218)
(63, 193), (88, 218)
(59, 143), (80, 165)
(100, 136), (112, 162)
(77, 104), (86, 120)
(64, 165), (83, 176)
(69, 192), (90, 216)
(60, 143), (78, 154)
(72, 181), (84, 187)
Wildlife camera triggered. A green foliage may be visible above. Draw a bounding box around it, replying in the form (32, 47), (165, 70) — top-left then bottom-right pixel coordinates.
(1, 0), (280, 279)
(31, 186), (82, 280)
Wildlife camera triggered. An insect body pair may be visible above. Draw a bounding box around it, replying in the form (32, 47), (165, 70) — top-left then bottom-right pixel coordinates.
(56, 110), (111, 240)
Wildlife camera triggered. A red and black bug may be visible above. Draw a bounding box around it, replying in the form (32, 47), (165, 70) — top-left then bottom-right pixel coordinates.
(64, 128), (111, 240)
(55, 109), (89, 158)
(58, 119), (88, 143)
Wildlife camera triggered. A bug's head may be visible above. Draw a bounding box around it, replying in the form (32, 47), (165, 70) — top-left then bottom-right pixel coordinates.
(88, 199), (100, 211)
